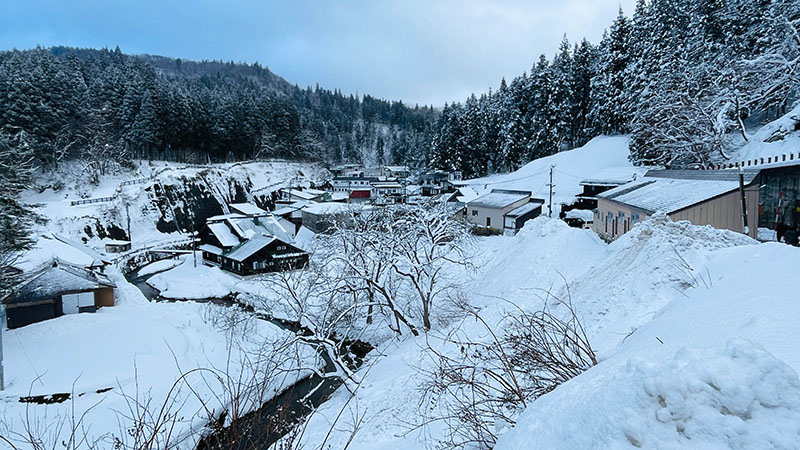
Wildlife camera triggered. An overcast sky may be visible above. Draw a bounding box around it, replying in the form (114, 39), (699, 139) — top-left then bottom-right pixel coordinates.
(0, 0), (635, 106)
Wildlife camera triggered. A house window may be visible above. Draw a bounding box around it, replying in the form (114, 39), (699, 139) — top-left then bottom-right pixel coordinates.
(486, 217), (491, 227)
(472, 210), (478, 216)
(277, 245), (286, 251)
(631, 212), (640, 224)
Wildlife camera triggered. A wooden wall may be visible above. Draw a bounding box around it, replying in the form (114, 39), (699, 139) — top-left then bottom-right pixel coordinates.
(670, 186), (759, 239)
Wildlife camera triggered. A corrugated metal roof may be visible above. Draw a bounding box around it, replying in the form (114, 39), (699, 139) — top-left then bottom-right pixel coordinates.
(598, 173), (745, 215)
(468, 189), (531, 209)
(229, 202), (267, 215)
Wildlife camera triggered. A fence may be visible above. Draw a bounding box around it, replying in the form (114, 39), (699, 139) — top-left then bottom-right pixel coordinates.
(70, 196), (115, 206)
(705, 152), (799, 170)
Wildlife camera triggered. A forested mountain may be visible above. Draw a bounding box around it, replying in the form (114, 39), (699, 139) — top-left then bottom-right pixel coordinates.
(431, 0), (800, 177)
(0, 46), (438, 172)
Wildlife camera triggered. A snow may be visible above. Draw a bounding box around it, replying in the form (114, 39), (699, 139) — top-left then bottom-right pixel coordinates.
(565, 209), (594, 221)
(731, 103), (800, 165)
(580, 165), (649, 186)
(2, 267), (317, 448)
(468, 190), (530, 209)
(225, 234), (277, 262)
(229, 202), (267, 215)
(136, 257), (183, 277)
(504, 200), (542, 218)
(146, 255), (240, 299)
(207, 222), (240, 247)
(463, 135), (633, 212)
(599, 177), (740, 214)
(284, 216), (790, 450)
(300, 201), (361, 216)
(495, 340), (800, 450)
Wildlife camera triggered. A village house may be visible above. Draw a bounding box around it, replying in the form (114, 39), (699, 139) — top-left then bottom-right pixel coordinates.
(198, 203), (307, 274)
(465, 189), (544, 234)
(2, 259), (115, 329)
(300, 202), (360, 233)
(381, 165), (410, 179)
(277, 188), (329, 205)
(420, 171), (462, 196)
(200, 234), (308, 275)
(594, 169), (761, 241)
(331, 174), (379, 193)
(370, 180), (405, 205)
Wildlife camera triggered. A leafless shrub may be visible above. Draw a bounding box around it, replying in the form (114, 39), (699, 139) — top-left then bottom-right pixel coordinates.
(418, 290), (596, 449)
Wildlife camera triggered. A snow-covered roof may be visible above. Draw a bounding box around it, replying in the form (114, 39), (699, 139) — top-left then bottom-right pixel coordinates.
(565, 209), (595, 221)
(372, 182), (402, 189)
(505, 200), (544, 218)
(4, 259), (114, 305)
(301, 202), (358, 216)
(207, 222), (240, 247)
(468, 189), (531, 209)
(273, 200), (313, 217)
(580, 167), (649, 187)
(598, 169), (759, 214)
(198, 244), (222, 255)
(285, 189), (320, 200)
(455, 186), (480, 203)
(229, 202), (267, 216)
(224, 234), (277, 262)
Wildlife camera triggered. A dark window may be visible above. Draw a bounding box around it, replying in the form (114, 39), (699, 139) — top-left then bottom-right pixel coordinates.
(472, 210), (478, 216)
(486, 217), (491, 227)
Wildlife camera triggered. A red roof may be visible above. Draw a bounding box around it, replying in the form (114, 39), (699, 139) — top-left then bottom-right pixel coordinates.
(350, 190), (371, 199)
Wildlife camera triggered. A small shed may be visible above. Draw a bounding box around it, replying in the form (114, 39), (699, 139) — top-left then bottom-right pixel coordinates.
(3, 259), (115, 329)
(503, 200), (545, 234)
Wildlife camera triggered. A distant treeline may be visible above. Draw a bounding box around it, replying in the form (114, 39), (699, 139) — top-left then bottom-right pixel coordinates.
(431, 0), (800, 177)
(0, 46), (438, 171)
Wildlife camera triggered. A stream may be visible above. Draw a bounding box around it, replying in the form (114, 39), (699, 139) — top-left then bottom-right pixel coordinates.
(125, 264), (372, 450)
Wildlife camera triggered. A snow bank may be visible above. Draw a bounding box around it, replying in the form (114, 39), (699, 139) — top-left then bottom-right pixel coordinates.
(495, 340), (800, 450)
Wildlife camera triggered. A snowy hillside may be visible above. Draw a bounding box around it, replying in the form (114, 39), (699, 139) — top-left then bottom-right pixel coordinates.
(463, 135), (640, 210)
(729, 103), (800, 165)
(20, 159), (329, 258)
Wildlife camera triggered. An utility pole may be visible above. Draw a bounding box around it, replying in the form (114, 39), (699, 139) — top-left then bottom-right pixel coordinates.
(738, 166), (749, 236)
(547, 165), (555, 218)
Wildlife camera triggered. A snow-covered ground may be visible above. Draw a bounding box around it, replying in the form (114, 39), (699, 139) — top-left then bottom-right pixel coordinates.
(1, 266), (318, 448)
(730, 103), (800, 165)
(463, 135), (636, 210)
(285, 216), (800, 450)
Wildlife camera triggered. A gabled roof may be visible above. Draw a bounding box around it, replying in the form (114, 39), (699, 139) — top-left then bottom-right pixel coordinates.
(207, 222), (240, 247)
(598, 169), (760, 215)
(468, 189), (531, 209)
(4, 259), (115, 305)
(224, 234), (277, 262)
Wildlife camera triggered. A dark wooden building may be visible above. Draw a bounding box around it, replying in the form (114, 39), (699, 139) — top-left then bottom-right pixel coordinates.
(2, 259), (115, 329)
(200, 234), (308, 275)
